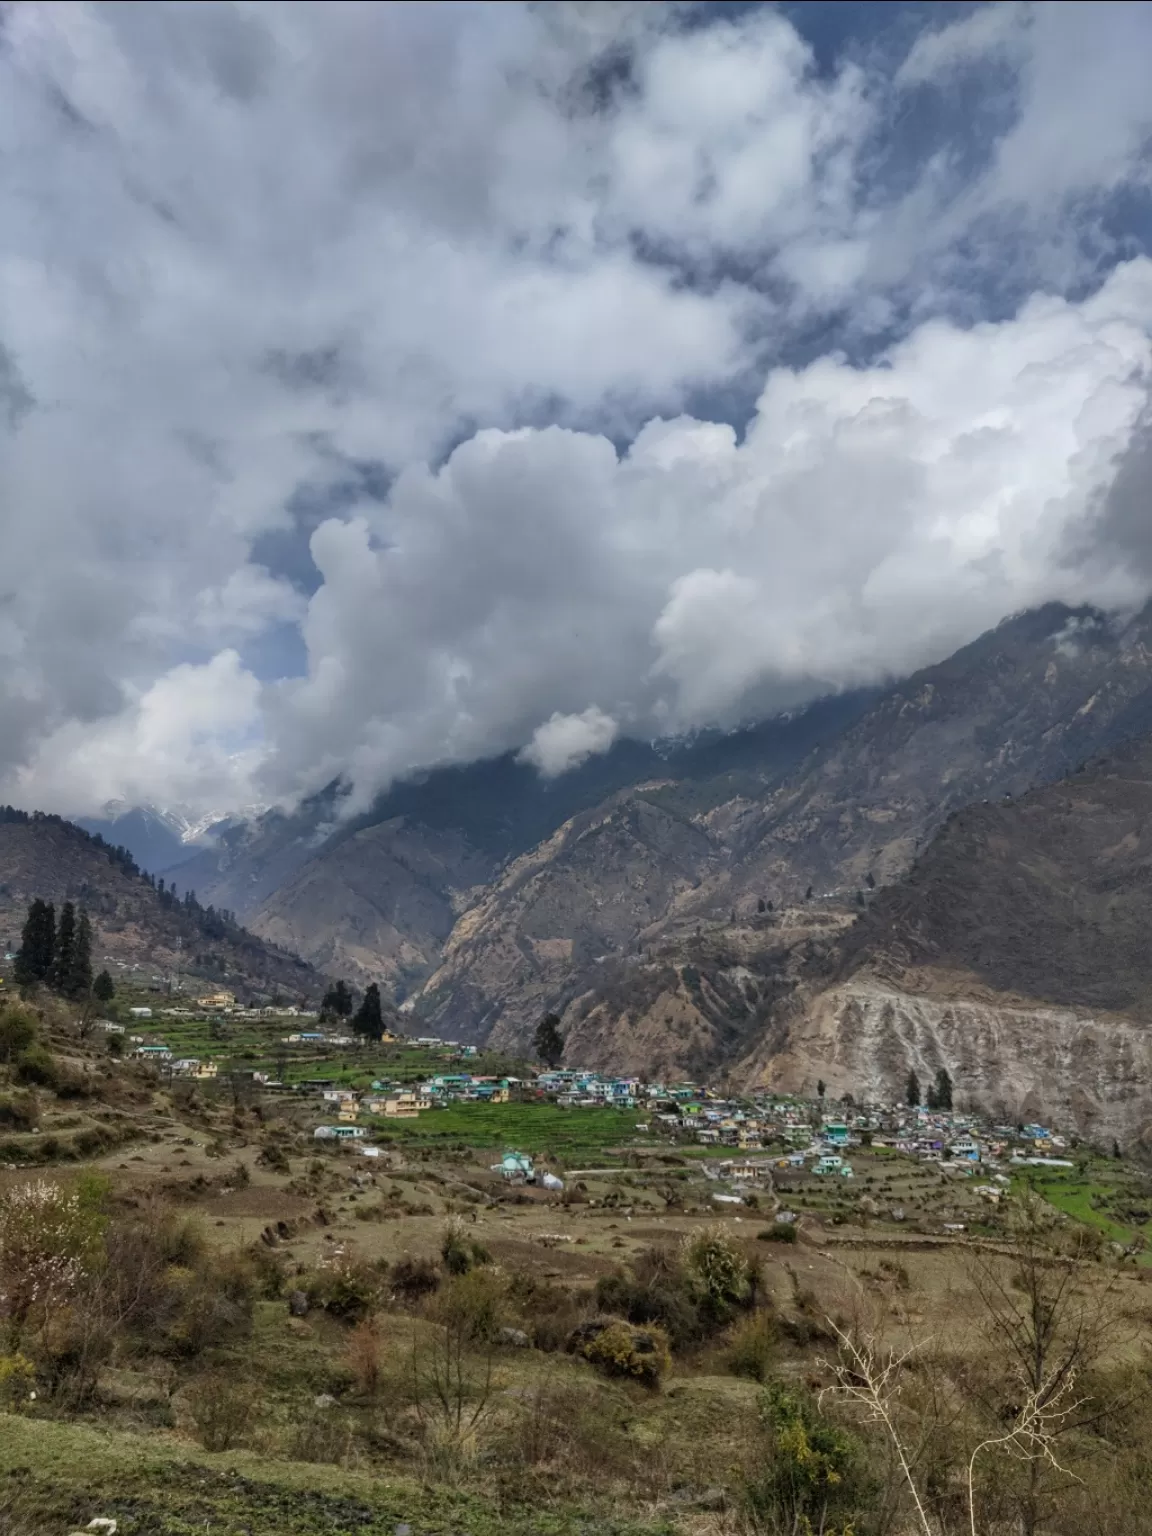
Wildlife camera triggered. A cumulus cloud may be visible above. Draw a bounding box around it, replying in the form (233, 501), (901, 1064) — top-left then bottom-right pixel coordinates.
(1, 2), (1152, 816)
(520, 708), (620, 778)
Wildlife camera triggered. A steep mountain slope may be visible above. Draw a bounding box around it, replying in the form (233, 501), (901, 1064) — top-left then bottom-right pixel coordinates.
(743, 733), (1152, 1146)
(550, 905), (854, 1082)
(0, 809), (318, 1002)
(250, 818), (494, 995)
(173, 690), (878, 994)
(420, 794), (720, 1043)
(417, 602), (1152, 1048)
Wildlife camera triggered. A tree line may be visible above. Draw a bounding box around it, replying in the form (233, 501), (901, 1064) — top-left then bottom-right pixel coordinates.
(11, 896), (112, 1005)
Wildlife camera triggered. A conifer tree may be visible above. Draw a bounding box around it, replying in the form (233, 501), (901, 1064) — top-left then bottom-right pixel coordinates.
(93, 970), (115, 1004)
(52, 902), (76, 991)
(352, 983), (385, 1040)
(321, 979), (354, 1020)
(905, 1069), (921, 1107)
(933, 1066), (953, 1111)
(533, 1012), (564, 1068)
(14, 898), (55, 985)
(65, 910), (93, 1001)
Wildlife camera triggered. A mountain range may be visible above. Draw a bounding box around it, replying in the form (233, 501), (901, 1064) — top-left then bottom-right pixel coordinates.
(18, 597), (1152, 1142)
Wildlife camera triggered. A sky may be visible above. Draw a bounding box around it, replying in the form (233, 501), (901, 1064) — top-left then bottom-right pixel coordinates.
(3, 0), (1152, 818)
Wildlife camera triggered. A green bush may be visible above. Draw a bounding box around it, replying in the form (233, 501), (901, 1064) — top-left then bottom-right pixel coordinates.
(390, 1254), (441, 1302)
(185, 1371), (257, 1452)
(15, 1045), (58, 1088)
(726, 1309), (776, 1382)
(758, 1221), (798, 1244)
(308, 1257), (388, 1322)
(680, 1225), (757, 1325)
(0, 1093), (37, 1131)
(576, 1319), (670, 1388)
(744, 1381), (869, 1534)
(431, 1266), (508, 1343)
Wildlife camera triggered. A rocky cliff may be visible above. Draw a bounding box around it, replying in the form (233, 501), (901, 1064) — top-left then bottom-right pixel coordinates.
(742, 732), (1152, 1146)
(742, 972), (1152, 1148)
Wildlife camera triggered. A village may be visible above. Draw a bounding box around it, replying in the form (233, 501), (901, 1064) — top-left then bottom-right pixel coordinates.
(109, 994), (1079, 1202)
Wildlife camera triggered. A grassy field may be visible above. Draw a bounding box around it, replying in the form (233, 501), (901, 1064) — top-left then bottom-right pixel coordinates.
(367, 1099), (650, 1156)
(0, 1412), (677, 1536)
(1015, 1162), (1152, 1260)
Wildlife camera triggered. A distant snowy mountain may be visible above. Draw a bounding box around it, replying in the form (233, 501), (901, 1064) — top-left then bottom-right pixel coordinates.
(77, 800), (266, 875)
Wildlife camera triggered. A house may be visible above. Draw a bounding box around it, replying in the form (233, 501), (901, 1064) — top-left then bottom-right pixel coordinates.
(382, 1089), (429, 1118)
(134, 1044), (172, 1060)
(948, 1137), (980, 1162)
(495, 1150), (535, 1183)
(196, 990), (236, 1011)
(822, 1122), (851, 1146)
(128, 1007), (153, 1019)
(725, 1158), (761, 1181)
(337, 1102), (360, 1123)
(313, 1125), (367, 1140)
(813, 1154), (843, 1175)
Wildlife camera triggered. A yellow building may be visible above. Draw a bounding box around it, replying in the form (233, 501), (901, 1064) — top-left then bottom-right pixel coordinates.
(196, 990), (236, 1011)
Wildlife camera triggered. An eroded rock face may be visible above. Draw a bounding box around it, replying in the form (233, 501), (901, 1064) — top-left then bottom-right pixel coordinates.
(744, 972), (1152, 1145)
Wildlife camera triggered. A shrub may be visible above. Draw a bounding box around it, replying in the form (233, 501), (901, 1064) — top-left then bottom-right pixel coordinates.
(391, 1254), (441, 1302)
(15, 1045), (58, 1089)
(0, 1093), (37, 1132)
(431, 1267), (508, 1345)
(758, 1221), (798, 1244)
(441, 1218), (474, 1276)
(743, 1381), (867, 1534)
(573, 1318), (670, 1388)
(185, 1371), (257, 1451)
(727, 1309), (777, 1382)
(595, 1245), (702, 1348)
(0, 1005), (38, 1065)
(680, 1226), (756, 1326)
(346, 1313), (383, 1397)
(0, 1352), (35, 1410)
(308, 1256), (388, 1322)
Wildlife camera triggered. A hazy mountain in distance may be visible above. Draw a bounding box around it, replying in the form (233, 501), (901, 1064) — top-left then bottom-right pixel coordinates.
(77, 801), (258, 877)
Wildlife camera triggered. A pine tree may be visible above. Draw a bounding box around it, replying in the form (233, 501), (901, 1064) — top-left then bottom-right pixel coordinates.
(320, 980), (354, 1021)
(352, 983), (385, 1040)
(816, 1079), (826, 1100)
(65, 910), (93, 1001)
(53, 902), (76, 991)
(533, 1012), (564, 1068)
(14, 898), (55, 985)
(933, 1067), (953, 1111)
(93, 970), (115, 1003)
(905, 1069), (921, 1107)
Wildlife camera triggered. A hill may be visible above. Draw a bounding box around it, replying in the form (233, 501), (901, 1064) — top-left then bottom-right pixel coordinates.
(0, 808), (319, 1002)
(741, 733), (1152, 1146)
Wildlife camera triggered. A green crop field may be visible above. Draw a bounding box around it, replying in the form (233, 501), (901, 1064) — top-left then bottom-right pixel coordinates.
(366, 1099), (650, 1156)
(1016, 1164), (1152, 1261)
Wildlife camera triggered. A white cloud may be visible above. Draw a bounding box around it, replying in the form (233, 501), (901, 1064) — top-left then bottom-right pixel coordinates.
(896, 2), (1029, 88)
(0, 3), (1151, 816)
(520, 707), (620, 778)
(12, 652), (263, 816)
(258, 260), (1152, 807)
